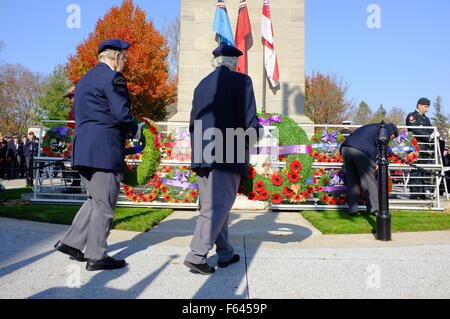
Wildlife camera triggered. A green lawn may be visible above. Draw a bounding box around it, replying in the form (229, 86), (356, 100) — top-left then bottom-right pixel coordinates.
(0, 188), (172, 232)
(301, 210), (450, 234)
(0, 187), (32, 200)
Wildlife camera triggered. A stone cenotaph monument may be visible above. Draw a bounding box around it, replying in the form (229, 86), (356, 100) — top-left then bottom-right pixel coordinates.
(171, 0), (312, 128)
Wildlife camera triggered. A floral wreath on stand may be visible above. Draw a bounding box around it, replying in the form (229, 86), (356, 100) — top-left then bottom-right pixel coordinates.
(123, 166), (198, 204)
(387, 130), (420, 164)
(123, 117), (162, 187)
(316, 170), (393, 206)
(41, 126), (73, 158)
(240, 113), (314, 204)
(311, 129), (346, 163)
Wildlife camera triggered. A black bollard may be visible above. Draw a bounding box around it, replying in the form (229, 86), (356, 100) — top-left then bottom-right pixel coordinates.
(376, 121), (391, 241)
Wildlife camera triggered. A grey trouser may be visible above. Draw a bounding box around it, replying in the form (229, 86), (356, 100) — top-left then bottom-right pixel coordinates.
(62, 167), (122, 260)
(185, 168), (241, 265)
(342, 146), (379, 214)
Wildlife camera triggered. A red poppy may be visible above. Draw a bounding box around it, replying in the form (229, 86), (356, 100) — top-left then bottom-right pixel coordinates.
(161, 186), (168, 193)
(271, 193), (283, 204)
(307, 186), (315, 193)
(313, 137), (318, 142)
(271, 174), (283, 186)
(131, 195), (138, 202)
(247, 192), (257, 201)
(190, 190), (198, 198)
(258, 190), (270, 201)
(323, 178), (329, 183)
(290, 160), (302, 173)
(123, 185), (130, 191)
(288, 172), (300, 183)
(317, 186), (323, 191)
(279, 155), (286, 161)
(164, 195), (171, 202)
(152, 189), (159, 194)
(138, 192), (145, 198)
(283, 187), (294, 197)
(247, 167), (256, 179)
(184, 198), (191, 203)
(166, 149), (172, 157)
(147, 195), (156, 201)
(255, 181), (265, 192)
(293, 194), (302, 201)
(155, 142), (162, 149)
(321, 194), (329, 202)
(149, 125), (157, 133)
(411, 138), (418, 146)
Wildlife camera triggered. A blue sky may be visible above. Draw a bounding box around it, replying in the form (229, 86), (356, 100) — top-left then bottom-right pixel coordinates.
(0, 0), (449, 115)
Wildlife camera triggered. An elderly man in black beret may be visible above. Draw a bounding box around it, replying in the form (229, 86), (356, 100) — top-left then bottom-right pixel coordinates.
(183, 43), (263, 275)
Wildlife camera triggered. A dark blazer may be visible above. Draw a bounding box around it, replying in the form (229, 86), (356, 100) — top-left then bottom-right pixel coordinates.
(189, 66), (262, 176)
(72, 63), (138, 171)
(0, 141), (7, 161)
(406, 110), (433, 149)
(6, 141), (23, 160)
(340, 123), (397, 162)
(24, 138), (39, 157)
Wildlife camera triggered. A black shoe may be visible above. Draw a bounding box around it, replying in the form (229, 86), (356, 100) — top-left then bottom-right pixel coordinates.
(61, 188), (81, 194)
(54, 240), (88, 262)
(86, 256), (127, 271)
(218, 254), (240, 268)
(183, 260), (215, 275)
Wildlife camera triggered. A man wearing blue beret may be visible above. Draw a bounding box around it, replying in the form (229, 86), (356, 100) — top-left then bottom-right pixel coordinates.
(54, 39), (139, 271)
(184, 43), (263, 275)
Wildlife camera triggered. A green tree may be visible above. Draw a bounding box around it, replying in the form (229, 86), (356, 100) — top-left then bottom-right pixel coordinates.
(384, 107), (406, 126)
(370, 104), (387, 123)
(431, 96), (450, 143)
(352, 101), (372, 125)
(35, 64), (72, 127)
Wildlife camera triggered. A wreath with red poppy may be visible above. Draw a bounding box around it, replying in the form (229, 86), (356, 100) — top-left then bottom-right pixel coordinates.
(387, 130), (420, 164)
(41, 126), (73, 158)
(240, 113), (313, 204)
(123, 118), (162, 187)
(310, 129), (345, 163)
(123, 167), (198, 204)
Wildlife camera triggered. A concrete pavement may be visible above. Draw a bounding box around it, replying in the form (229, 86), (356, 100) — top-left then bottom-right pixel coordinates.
(0, 209), (450, 299)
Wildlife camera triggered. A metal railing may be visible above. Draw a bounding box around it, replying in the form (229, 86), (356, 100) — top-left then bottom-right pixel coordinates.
(31, 121), (447, 211)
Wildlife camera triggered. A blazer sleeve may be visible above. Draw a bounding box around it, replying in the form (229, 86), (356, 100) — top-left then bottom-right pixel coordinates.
(104, 72), (138, 139)
(238, 76), (263, 139)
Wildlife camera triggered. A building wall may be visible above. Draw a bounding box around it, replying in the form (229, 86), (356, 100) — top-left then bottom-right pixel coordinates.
(172, 0), (311, 126)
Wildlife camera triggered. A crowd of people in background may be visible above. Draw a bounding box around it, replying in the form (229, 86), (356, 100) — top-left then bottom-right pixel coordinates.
(0, 132), (39, 186)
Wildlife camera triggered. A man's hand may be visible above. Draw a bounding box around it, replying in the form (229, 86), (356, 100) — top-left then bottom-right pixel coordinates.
(133, 122), (146, 142)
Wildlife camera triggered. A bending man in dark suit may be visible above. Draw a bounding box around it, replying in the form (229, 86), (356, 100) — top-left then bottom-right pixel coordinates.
(184, 44), (264, 275)
(340, 123), (398, 216)
(54, 39), (138, 271)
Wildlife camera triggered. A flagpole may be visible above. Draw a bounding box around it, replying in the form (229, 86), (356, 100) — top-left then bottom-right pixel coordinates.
(262, 48), (267, 113)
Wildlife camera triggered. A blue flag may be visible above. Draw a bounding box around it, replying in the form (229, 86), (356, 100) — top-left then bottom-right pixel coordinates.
(213, 0), (235, 46)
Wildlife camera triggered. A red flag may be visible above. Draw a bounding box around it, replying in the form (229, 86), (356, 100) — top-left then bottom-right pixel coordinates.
(235, 0), (253, 74)
(261, 0), (280, 88)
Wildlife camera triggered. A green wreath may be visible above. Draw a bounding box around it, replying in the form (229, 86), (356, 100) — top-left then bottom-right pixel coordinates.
(316, 170), (348, 205)
(311, 129), (345, 163)
(388, 130), (420, 164)
(240, 113), (313, 204)
(123, 118), (162, 186)
(123, 167), (198, 204)
(41, 126), (73, 158)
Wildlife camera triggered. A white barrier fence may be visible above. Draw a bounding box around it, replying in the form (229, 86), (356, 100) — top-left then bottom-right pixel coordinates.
(31, 121), (448, 211)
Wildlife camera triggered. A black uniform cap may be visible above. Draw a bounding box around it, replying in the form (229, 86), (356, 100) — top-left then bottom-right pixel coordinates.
(212, 43), (243, 57)
(98, 39), (130, 54)
(417, 97), (431, 106)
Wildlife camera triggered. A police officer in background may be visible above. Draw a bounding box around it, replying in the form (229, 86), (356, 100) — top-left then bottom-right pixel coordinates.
(406, 97), (434, 200)
(184, 43), (263, 275)
(54, 39), (139, 271)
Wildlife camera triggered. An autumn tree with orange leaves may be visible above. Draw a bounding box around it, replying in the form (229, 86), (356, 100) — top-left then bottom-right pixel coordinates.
(67, 0), (176, 120)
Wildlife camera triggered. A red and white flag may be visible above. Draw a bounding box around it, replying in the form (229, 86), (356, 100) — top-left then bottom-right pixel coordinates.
(235, 0), (253, 74)
(261, 0), (280, 88)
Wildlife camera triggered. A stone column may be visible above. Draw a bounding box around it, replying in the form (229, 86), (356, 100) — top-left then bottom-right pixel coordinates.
(171, 0), (312, 127)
